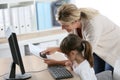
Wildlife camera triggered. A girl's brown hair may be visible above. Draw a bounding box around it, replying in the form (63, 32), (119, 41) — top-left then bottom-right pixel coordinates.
(60, 34), (93, 67)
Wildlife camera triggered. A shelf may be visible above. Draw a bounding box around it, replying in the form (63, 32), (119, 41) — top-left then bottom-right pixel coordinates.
(0, 3), (8, 9)
(0, 28), (67, 44)
(0, 0), (57, 4)
(0, 0), (70, 58)
(0, 0), (67, 45)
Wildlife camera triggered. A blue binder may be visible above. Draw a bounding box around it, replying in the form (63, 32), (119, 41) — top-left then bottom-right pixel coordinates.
(36, 2), (52, 30)
(44, 2), (52, 29)
(36, 2), (45, 30)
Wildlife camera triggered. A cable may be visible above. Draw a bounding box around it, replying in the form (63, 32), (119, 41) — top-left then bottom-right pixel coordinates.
(0, 69), (47, 77)
(26, 68), (48, 73)
(0, 73), (8, 77)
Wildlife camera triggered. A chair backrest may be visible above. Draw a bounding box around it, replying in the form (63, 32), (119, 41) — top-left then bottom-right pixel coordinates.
(113, 59), (120, 80)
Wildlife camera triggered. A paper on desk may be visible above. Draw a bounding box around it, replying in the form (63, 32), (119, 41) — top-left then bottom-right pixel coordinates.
(48, 52), (68, 61)
(28, 44), (46, 59)
(28, 44), (68, 61)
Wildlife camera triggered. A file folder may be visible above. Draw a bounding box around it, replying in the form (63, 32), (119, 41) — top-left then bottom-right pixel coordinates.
(36, 2), (45, 30)
(18, 6), (26, 34)
(24, 6), (32, 33)
(3, 8), (10, 31)
(11, 7), (20, 34)
(0, 9), (5, 37)
(44, 2), (52, 29)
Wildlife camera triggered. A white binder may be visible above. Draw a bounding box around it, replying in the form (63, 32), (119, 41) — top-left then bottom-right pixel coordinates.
(3, 8), (10, 31)
(18, 6), (26, 34)
(24, 6), (32, 33)
(11, 7), (20, 34)
(0, 9), (5, 37)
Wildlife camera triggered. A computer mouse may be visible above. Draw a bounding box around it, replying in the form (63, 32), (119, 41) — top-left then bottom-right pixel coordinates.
(39, 52), (47, 58)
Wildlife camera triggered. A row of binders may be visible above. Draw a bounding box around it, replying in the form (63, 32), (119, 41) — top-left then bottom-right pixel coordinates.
(0, 1), (54, 38)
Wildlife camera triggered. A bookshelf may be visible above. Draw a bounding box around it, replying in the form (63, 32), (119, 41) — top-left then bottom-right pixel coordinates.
(0, 0), (61, 37)
(0, 0), (70, 58)
(0, 0), (71, 36)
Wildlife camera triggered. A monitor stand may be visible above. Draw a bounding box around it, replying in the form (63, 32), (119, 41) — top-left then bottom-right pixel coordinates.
(5, 62), (31, 80)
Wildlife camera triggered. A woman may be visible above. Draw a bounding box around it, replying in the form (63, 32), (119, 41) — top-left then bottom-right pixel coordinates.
(43, 3), (120, 74)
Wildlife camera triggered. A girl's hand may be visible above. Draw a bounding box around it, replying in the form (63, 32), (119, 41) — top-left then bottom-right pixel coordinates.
(44, 59), (69, 66)
(44, 59), (59, 66)
(65, 60), (73, 71)
(65, 60), (72, 66)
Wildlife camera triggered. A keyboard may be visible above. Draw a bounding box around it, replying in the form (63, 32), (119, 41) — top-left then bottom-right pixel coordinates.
(48, 65), (73, 79)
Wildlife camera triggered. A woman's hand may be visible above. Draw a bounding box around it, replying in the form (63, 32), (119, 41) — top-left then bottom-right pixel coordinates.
(41, 47), (61, 55)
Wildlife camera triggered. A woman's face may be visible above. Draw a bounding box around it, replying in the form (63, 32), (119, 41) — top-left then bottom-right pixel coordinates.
(59, 20), (81, 32)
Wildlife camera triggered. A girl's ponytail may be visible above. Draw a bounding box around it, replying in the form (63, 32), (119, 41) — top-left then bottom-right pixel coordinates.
(81, 40), (93, 67)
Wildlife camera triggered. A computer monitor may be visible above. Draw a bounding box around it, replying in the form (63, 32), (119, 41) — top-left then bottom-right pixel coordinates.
(5, 28), (31, 80)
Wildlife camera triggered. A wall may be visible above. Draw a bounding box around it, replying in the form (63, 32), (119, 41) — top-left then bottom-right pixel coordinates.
(74, 0), (120, 27)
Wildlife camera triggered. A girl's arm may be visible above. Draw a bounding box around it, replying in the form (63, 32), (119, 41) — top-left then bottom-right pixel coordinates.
(44, 59), (70, 66)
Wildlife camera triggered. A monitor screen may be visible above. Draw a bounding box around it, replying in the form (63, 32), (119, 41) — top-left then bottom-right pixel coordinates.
(5, 27), (31, 80)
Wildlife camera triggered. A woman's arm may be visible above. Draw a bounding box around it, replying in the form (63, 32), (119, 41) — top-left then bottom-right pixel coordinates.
(41, 47), (61, 55)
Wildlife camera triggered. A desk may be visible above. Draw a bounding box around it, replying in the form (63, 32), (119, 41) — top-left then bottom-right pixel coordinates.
(0, 56), (80, 80)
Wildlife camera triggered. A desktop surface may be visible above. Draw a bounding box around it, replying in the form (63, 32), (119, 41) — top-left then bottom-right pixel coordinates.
(0, 55), (80, 80)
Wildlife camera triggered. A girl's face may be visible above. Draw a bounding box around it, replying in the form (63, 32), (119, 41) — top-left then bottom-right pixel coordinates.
(65, 50), (77, 62)
(66, 50), (85, 64)
(59, 20), (81, 32)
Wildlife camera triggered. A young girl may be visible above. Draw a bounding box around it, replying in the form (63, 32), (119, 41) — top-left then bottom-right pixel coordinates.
(60, 34), (97, 80)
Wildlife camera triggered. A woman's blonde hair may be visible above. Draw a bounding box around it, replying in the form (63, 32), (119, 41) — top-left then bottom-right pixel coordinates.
(56, 3), (99, 24)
